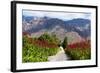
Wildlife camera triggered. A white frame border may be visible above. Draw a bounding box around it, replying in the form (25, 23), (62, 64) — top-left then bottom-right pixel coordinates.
(16, 3), (97, 70)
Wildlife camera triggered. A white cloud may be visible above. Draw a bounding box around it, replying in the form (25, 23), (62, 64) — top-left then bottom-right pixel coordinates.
(23, 10), (91, 20)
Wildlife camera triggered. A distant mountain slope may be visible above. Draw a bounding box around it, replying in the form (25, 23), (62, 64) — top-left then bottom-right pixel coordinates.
(22, 16), (91, 41)
(66, 31), (85, 44)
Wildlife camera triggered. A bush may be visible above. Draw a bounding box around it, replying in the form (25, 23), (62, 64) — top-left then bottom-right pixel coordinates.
(22, 35), (60, 63)
(65, 41), (91, 60)
(22, 44), (48, 62)
(65, 48), (91, 60)
(38, 33), (60, 45)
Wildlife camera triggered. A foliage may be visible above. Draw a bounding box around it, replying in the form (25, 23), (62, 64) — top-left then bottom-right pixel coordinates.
(22, 43), (48, 62)
(67, 40), (90, 49)
(65, 41), (91, 60)
(33, 39), (58, 48)
(62, 37), (68, 49)
(22, 35), (60, 63)
(38, 33), (60, 45)
(23, 32), (91, 61)
(65, 48), (91, 60)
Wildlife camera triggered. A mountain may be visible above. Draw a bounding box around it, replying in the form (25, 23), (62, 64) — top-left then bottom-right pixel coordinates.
(22, 16), (91, 42)
(22, 16), (47, 32)
(22, 15), (34, 22)
(65, 18), (90, 27)
(65, 31), (85, 44)
(64, 18), (91, 38)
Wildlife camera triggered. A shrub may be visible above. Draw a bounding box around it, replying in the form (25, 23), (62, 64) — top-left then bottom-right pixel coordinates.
(65, 48), (91, 60)
(22, 35), (60, 63)
(65, 41), (91, 60)
(38, 33), (60, 45)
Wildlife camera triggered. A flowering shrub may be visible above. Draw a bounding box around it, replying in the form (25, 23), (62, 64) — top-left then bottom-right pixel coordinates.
(65, 40), (91, 60)
(67, 40), (90, 49)
(65, 48), (91, 60)
(22, 35), (60, 63)
(23, 32), (91, 61)
(33, 39), (58, 48)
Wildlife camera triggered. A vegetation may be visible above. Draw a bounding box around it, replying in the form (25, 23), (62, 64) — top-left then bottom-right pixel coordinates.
(62, 37), (68, 49)
(64, 40), (91, 60)
(22, 34), (60, 63)
(38, 33), (60, 45)
(23, 32), (91, 62)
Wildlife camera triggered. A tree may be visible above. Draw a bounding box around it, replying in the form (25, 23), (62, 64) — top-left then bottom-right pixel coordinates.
(62, 37), (68, 49)
(38, 33), (51, 41)
(38, 33), (60, 45)
(52, 34), (60, 45)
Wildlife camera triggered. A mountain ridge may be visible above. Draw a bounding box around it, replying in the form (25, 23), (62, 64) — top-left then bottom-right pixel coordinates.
(22, 16), (91, 43)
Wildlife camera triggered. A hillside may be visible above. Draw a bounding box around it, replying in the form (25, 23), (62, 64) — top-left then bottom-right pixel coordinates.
(22, 16), (91, 43)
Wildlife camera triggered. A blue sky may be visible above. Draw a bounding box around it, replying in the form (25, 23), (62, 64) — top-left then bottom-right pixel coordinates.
(23, 10), (91, 20)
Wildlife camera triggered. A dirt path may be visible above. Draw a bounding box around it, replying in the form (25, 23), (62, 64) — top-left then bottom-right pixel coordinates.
(48, 46), (70, 61)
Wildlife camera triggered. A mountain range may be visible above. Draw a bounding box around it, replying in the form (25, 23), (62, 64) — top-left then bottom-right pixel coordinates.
(22, 16), (91, 44)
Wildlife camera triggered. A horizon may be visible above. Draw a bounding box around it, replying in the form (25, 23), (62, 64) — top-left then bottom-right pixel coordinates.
(22, 10), (91, 21)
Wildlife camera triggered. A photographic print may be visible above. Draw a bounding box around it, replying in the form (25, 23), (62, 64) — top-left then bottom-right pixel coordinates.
(22, 10), (91, 63)
(11, 1), (98, 72)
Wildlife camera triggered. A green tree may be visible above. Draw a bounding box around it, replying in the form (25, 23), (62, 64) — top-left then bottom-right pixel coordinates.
(51, 34), (60, 45)
(62, 37), (68, 49)
(38, 33), (60, 44)
(38, 33), (50, 41)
